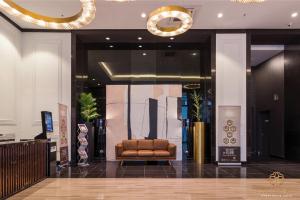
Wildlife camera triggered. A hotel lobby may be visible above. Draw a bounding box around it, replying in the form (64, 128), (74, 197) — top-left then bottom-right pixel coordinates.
(1, 0), (300, 199)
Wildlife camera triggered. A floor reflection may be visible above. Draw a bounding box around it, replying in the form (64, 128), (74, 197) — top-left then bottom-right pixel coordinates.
(52, 160), (300, 178)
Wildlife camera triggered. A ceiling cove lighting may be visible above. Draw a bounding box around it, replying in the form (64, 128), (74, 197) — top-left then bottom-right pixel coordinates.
(99, 62), (211, 80)
(231, 0), (265, 3)
(0, 0), (96, 29)
(147, 5), (193, 37)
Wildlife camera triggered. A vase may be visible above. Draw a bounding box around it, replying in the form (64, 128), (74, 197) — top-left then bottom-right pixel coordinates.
(193, 122), (205, 164)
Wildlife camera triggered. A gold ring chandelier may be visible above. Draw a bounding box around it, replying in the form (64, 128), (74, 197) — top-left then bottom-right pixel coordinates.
(147, 5), (193, 37)
(0, 0), (96, 29)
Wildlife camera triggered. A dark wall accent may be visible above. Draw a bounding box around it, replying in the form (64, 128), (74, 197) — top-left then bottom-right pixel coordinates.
(252, 52), (285, 158)
(127, 85), (132, 140)
(284, 46), (300, 160)
(148, 98), (158, 139)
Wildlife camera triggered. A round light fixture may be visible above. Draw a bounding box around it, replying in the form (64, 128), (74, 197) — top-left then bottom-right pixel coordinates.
(147, 5), (193, 37)
(0, 0), (96, 29)
(231, 0), (265, 3)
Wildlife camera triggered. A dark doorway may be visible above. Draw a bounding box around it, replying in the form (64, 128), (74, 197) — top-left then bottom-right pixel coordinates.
(256, 110), (271, 159)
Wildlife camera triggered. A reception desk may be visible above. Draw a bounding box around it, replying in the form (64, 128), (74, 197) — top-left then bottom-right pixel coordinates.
(0, 140), (47, 199)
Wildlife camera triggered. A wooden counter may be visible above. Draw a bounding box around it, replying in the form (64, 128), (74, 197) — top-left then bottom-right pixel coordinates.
(0, 140), (47, 199)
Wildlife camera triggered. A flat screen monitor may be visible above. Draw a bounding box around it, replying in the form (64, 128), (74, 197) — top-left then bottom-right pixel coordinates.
(41, 111), (53, 133)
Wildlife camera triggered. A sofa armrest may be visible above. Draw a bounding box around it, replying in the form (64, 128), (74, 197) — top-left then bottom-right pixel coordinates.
(168, 143), (176, 158)
(115, 143), (123, 158)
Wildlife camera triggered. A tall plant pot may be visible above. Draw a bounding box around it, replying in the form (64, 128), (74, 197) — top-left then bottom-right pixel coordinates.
(193, 122), (205, 164)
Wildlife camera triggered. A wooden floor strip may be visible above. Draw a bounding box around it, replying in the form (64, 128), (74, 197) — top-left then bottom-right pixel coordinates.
(9, 178), (300, 199)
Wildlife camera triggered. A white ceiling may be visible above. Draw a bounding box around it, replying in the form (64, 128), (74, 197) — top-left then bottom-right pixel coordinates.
(4, 0), (300, 29)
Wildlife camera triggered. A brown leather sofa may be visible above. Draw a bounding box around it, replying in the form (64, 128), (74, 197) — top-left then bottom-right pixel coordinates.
(115, 139), (176, 164)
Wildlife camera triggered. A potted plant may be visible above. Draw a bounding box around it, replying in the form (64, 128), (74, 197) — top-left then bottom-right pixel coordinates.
(190, 90), (205, 164)
(78, 92), (100, 161)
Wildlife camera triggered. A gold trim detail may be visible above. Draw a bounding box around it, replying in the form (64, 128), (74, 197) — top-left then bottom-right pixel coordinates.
(0, 0), (96, 29)
(99, 62), (211, 81)
(147, 5), (193, 37)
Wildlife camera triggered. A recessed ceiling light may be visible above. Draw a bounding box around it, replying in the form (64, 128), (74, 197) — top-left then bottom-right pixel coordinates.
(105, 37), (110, 40)
(168, 45), (172, 48)
(218, 13), (223, 18)
(291, 12), (298, 18)
(142, 52), (147, 56)
(138, 45), (143, 48)
(141, 12), (147, 18)
(170, 37), (175, 40)
(92, 78), (95, 81)
(192, 52), (197, 56)
(97, 83), (101, 86)
(138, 37), (143, 40)
(109, 45), (114, 48)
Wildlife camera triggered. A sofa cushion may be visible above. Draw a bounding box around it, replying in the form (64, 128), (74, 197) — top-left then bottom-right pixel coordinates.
(137, 140), (153, 150)
(123, 140), (138, 150)
(121, 150), (138, 157)
(154, 150), (170, 157)
(153, 139), (169, 150)
(138, 150), (154, 157)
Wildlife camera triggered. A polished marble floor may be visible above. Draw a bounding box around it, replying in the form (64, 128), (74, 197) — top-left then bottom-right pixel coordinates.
(51, 160), (300, 179)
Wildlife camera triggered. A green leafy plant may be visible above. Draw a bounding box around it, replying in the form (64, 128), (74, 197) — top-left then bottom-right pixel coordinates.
(79, 92), (99, 122)
(190, 90), (202, 122)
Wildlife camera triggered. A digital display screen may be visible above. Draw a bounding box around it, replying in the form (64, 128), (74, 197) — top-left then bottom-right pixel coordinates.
(42, 111), (53, 133)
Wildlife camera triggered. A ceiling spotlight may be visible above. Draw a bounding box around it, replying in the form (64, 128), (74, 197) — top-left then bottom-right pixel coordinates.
(142, 52), (147, 56)
(106, 37), (110, 40)
(170, 37), (175, 40)
(109, 45), (114, 48)
(138, 37), (143, 40)
(291, 12), (298, 18)
(138, 45), (143, 48)
(168, 45), (172, 48)
(192, 52), (197, 56)
(218, 13), (223, 18)
(92, 78), (96, 81)
(97, 83), (101, 86)
(141, 12), (147, 18)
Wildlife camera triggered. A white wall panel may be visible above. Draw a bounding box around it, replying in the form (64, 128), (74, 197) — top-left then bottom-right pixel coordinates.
(0, 16), (21, 137)
(216, 34), (247, 162)
(20, 33), (71, 160)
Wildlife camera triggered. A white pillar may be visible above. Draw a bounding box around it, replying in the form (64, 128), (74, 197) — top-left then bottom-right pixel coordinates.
(216, 34), (247, 162)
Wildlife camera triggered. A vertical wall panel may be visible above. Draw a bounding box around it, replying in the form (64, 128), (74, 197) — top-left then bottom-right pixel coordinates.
(216, 34), (247, 162)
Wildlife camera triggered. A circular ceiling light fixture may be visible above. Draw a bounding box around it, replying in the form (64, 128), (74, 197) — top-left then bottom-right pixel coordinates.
(0, 0), (96, 29)
(231, 0), (265, 3)
(147, 5), (193, 37)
